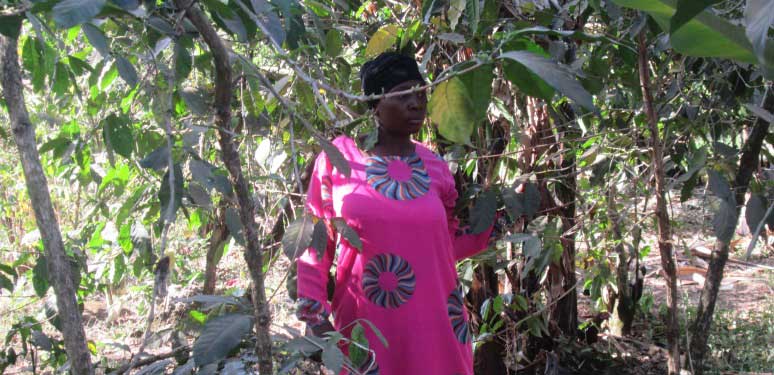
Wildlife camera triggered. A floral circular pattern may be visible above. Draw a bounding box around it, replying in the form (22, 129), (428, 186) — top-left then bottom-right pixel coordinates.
(362, 253), (416, 308)
(365, 154), (430, 200)
(447, 282), (470, 344)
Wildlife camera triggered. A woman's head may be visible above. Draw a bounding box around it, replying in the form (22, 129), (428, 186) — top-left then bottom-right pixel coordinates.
(360, 52), (427, 136)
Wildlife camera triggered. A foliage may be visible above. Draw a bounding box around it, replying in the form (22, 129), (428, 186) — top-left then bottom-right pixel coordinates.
(0, 0), (772, 373)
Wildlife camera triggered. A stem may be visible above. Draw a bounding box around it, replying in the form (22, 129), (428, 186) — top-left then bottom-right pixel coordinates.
(638, 31), (681, 374)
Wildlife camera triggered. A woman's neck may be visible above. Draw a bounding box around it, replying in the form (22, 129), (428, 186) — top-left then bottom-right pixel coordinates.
(372, 128), (415, 156)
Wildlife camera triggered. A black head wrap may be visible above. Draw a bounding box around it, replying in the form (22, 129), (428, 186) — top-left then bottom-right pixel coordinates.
(360, 52), (425, 108)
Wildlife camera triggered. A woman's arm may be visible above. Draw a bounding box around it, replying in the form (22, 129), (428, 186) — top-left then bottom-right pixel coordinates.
(295, 152), (336, 328)
(440, 165), (495, 260)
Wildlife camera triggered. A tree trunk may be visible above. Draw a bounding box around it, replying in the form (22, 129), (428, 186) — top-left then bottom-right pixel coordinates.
(689, 92), (772, 374)
(1, 31), (94, 375)
(638, 32), (681, 374)
(175, 2), (273, 372)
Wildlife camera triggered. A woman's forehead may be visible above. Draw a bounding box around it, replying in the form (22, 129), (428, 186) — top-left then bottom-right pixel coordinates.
(388, 80), (424, 93)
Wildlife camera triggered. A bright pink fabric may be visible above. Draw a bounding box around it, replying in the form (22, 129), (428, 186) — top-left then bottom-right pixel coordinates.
(297, 136), (493, 375)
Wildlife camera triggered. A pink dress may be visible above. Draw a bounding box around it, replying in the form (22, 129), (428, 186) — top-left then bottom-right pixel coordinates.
(296, 136), (493, 375)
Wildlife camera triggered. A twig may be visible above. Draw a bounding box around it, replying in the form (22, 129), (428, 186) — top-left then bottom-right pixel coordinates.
(234, 0), (490, 104)
(109, 345), (190, 375)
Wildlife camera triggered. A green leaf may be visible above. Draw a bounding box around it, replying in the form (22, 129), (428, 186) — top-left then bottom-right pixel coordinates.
(0, 273), (13, 293)
(147, 16), (175, 35)
(52, 62), (70, 96)
(180, 87), (210, 115)
(365, 24), (399, 58)
(315, 134), (351, 178)
(282, 215), (315, 259)
(0, 263), (16, 278)
(139, 145), (169, 171)
(670, 0), (719, 33)
(612, 0), (771, 68)
(459, 64), (493, 122)
(68, 55), (93, 76)
(708, 170), (732, 200)
(159, 164), (184, 223)
(466, 0), (480, 34)
(447, 0), (465, 31)
(501, 40), (556, 100)
(322, 342), (344, 374)
(713, 198), (737, 242)
(192, 314), (253, 367)
(218, 11), (248, 42)
(53, 0), (106, 28)
(102, 113), (134, 159)
(175, 42), (192, 82)
(189, 183), (213, 209)
(82, 23), (110, 58)
(332, 218), (362, 251)
(500, 50), (594, 111)
(310, 219), (328, 260)
(745, 0), (774, 65)
(325, 29), (343, 58)
(428, 77), (475, 145)
(115, 55), (138, 87)
(32, 256), (49, 298)
(0, 15), (23, 39)
(470, 190), (497, 234)
(348, 323), (369, 369)
(746, 194), (767, 233)
(225, 207), (245, 246)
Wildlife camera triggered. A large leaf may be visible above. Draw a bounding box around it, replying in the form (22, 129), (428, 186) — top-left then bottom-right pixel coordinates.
(225, 207), (245, 246)
(458, 64), (494, 122)
(713, 198), (737, 242)
(159, 164), (184, 223)
(670, 0), (719, 33)
(428, 77), (475, 145)
(53, 0), (107, 28)
(332, 218), (362, 251)
(322, 343), (344, 374)
(192, 314), (253, 367)
(179, 87), (210, 115)
(315, 134), (351, 178)
(33, 256), (49, 297)
(707, 170), (732, 200)
(470, 190), (497, 234)
(82, 23), (110, 58)
(309, 220), (328, 260)
(448, 0), (465, 31)
(115, 55), (138, 87)
(612, 0), (773, 69)
(102, 113), (134, 159)
(365, 24), (399, 58)
(139, 145), (170, 171)
(500, 51), (594, 111)
(745, 0), (774, 64)
(348, 323), (369, 369)
(282, 215), (315, 259)
(745, 194), (767, 233)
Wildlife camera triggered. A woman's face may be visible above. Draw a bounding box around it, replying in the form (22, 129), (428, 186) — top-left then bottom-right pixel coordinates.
(374, 79), (427, 136)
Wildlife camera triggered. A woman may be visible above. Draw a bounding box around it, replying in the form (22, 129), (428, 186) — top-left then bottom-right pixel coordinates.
(296, 52), (494, 375)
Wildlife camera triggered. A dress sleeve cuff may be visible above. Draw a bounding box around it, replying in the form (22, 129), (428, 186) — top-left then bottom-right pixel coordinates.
(296, 297), (330, 326)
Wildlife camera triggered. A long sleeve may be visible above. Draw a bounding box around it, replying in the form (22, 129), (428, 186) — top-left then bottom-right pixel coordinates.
(296, 151), (336, 324)
(441, 169), (494, 261)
